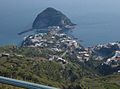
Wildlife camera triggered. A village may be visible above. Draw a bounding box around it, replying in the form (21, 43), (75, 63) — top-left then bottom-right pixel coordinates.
(22, 26), (91, 64)
(105, 51), (120, 66)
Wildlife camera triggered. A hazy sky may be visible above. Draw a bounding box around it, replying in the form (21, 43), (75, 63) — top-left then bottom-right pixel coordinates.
(0, 0), (120, 27)
(0, 0), (120, 26)
(0, 0), (120, 15)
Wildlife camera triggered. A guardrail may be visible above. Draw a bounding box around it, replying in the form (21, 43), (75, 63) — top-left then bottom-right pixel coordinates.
(0, 76), (59, 89)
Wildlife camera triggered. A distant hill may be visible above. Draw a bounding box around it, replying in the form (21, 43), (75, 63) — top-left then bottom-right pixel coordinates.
(32, 7), (76, 29)
(18, 7), (75, 35)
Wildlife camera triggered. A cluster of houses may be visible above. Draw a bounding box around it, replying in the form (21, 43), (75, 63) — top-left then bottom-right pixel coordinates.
(48, 55), (68, 64)
(105, 51), (120, 66)
(22, 26), (91, 63)
(0, 53), (23, 58)
(92, 42), (120, 73)
(0, 53), (10, 57)
(94, 42), (120, 49)
(101, 50), (120, 73)
(76, 49), (91, 62)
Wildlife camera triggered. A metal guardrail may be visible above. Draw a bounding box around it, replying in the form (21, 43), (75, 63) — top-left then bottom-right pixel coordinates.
(0, 76), (59, 89)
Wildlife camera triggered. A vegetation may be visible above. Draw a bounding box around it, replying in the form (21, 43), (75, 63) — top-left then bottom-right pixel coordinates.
(0, 84), (23, 89)
(0, 45), (120, 89)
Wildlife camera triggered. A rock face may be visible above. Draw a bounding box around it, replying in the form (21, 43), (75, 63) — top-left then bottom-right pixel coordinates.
(32, 7), (75, 29)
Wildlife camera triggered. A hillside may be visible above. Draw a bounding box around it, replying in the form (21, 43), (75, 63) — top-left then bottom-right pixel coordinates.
(0, 46), (120, 89)
(0, 46), (88, 89)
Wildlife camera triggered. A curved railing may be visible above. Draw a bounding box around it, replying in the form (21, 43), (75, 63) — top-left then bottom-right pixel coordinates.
(0, 76), (59, 89)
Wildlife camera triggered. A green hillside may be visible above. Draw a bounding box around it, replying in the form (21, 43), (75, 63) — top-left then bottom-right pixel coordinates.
(0, 45), (120, 89)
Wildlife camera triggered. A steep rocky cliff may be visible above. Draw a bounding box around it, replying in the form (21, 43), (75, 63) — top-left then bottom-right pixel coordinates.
(32, 7), (75, 29)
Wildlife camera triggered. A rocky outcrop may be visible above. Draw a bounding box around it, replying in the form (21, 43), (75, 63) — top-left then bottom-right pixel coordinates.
(18, 7), (75, 35)
(32, 7), (76, 29)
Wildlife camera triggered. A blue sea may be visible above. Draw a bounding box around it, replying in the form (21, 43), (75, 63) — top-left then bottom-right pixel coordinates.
(0, 0), (120, 47)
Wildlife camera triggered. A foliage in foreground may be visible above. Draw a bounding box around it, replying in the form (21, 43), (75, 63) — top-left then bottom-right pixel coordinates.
(0, 45), (120, 89)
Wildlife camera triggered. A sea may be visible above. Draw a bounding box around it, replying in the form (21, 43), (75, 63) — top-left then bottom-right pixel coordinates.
(0, 0), (120, 47)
